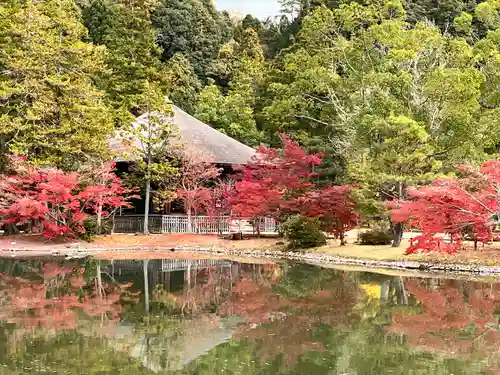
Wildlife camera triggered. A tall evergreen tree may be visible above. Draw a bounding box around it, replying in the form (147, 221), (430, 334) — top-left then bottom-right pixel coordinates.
(164, 53), (201, 114)
(82, 0), (165, 126)
(0, 0), (113, 169)
(195, 29), (265, 147)
(152, 0), (233, 78)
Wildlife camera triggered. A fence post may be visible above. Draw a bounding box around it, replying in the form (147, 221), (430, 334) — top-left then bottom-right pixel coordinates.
(161, 216), (166, 234)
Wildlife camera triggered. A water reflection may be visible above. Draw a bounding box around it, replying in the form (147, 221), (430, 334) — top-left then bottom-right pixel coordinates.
(0, 258), (499, 374)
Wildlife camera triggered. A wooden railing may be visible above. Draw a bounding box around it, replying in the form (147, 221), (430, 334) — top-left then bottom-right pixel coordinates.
(113, 215), (278, 235)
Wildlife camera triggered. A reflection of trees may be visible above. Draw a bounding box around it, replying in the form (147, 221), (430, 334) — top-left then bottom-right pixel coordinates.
(0, 259), (150, 375)
(152, 266), (233, 315)
(179, 270), (499, 375)
(0, 330), (156, 375)
(217, 264), (359, 369)
(380, 277), (408, 305)
(151, 263), (281, 316)
(387, 279), (500, 370)
(0, 260), (124, 332)
(2, 259), (500, 375)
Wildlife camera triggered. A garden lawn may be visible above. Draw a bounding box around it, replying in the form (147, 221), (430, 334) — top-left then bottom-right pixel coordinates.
(318, 239), (500, 266)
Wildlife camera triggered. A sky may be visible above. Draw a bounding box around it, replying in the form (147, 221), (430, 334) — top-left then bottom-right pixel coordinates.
(214, 0), (281, 19)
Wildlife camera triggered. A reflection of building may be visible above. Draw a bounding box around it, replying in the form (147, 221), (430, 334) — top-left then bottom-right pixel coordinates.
(101, 258), (279, 372)
(161, 259), (232, 272)
(107, 259), (238, 295)
(111, 317), (241, 372)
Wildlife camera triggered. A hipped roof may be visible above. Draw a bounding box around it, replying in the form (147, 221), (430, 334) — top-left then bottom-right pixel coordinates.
(109, 100), (255, 165)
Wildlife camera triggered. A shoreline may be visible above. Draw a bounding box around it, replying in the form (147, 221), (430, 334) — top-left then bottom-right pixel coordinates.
(3, 245), (500, 276)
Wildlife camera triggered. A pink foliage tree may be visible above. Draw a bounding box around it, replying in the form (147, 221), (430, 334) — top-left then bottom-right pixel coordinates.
(391, 161), (500, 254)
(176, 147), (221, 232)
(0, 158), (134, 239)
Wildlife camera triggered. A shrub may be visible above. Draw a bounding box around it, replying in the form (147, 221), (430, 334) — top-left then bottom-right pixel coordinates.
(359, 230), (392, 245)
(77, 217), (112, 242)
(281, 215), (327, 250)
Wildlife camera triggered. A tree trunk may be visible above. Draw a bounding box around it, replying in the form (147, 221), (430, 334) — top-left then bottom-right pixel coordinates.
(97, 203), (103, 235)
(143, 178), (151, 235)
(392, 181), (405, 247)
(143, 153), (152, 235)
(392, 222), (404, 247)
(111, 212), (116, 235)
(186, 203), (193, 233)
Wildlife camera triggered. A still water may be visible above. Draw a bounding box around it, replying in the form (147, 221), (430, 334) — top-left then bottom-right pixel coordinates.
(0, 257), (498, 374)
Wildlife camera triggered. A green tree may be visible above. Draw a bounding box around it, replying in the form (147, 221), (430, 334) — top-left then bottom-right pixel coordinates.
(404, 0), (475, 29)
(152, 0), (233, 78)
(116, 82), (178, 234)
(195, 29), (265, 146)
(261, 0), (500, 244)
(164, 53), (202, 114)
(82, 0), (165, 127)
(0, 0), (113, 169)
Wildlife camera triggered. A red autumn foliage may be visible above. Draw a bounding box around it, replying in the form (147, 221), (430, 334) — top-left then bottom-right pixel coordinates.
(230, 134), (323, 219)
(229, 134), (357, 240)
(296, 185), (358, 243)
(391, 161), (500, 254)
(0, 158), (134, 239)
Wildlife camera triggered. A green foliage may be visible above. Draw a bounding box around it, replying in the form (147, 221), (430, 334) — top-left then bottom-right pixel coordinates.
(4, 0), (500, 233)
(358, 230), (393, 246)
(259, 0), (500, 216)
(119, 81), (179, 193)
(195, 28), (265, 147)
(404, 0), (475, 30)
(82, 0), (166, 126)
(152, 0), (233, 77)
(164, 53), (201, 114)
(281, 215), (327, 250)
(0, 0), (113, 169)
(78, 216), (112, 242)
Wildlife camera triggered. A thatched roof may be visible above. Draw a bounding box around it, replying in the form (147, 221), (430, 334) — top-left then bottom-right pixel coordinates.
(109, 100), (255, 165)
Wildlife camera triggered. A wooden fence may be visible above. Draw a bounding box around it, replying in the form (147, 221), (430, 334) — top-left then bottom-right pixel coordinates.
(113, 215), (278, 235)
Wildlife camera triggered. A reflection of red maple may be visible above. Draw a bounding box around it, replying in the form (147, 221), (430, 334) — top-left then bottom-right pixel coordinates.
(220, 274), (357, 368)
(0, 263), (125, 331)
(387, 280), (500, 357)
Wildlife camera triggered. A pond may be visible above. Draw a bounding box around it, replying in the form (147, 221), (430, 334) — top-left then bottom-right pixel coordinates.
(0, 257), (498, 374)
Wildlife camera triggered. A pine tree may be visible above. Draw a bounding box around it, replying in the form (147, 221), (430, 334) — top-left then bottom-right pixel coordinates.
(0, 0), (113, 169)
(82, 0), (165, 126)
(152, 0), (233, 77)
(195, 29), (265, 147)
(164, 53), (201, 114)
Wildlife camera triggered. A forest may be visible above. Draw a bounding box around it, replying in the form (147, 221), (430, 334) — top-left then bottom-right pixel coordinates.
(1, 0), (500, 247)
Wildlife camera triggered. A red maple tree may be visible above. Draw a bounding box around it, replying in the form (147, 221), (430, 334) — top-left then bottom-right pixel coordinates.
(230, 134), (323, 220)
(391, 161), (500, 254)
(297, 185), (358, 244)
(0, 158), (134, 239)
(229, 134), (357, 242)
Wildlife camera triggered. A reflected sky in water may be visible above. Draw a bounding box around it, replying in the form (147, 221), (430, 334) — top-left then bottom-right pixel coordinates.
(0, 257), (499, 374)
